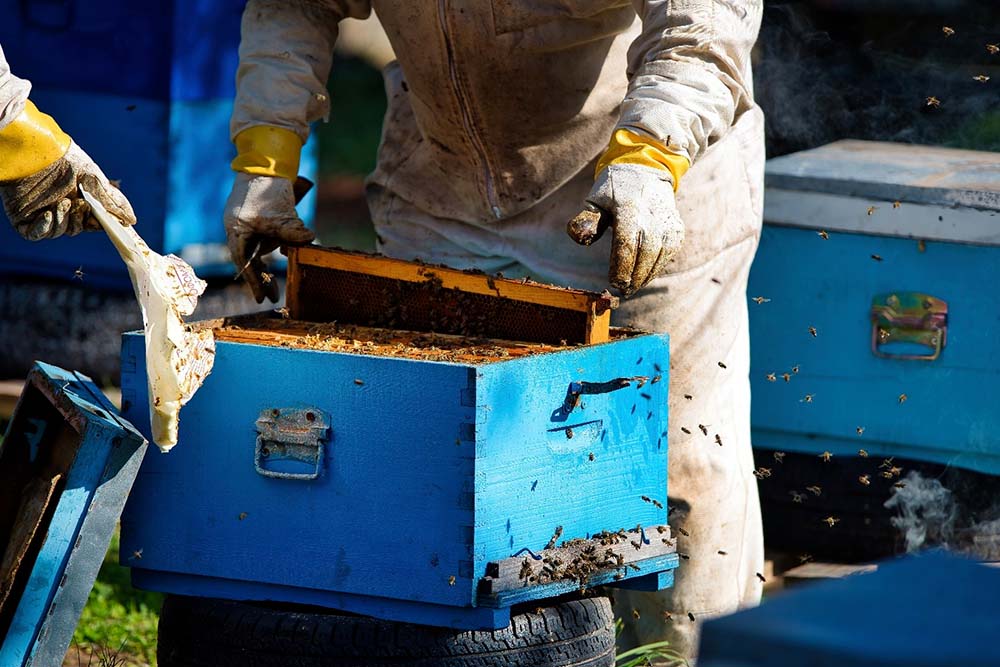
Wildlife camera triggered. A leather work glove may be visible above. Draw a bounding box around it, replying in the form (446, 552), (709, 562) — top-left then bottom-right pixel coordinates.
(0, 98), (136, 239)
(224, 172), (315, 303)
(568, 162), (685, 297)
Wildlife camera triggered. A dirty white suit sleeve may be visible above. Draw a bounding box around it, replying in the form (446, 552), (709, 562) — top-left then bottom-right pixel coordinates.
(230, 0), (371, 144)
(0, 44), (31, 131)
(621, 0), (762, 162)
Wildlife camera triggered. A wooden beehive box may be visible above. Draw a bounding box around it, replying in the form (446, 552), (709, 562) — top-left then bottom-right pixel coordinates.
(119, 249), (675, 630)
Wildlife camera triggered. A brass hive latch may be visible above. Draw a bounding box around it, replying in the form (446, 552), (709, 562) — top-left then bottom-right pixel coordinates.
(871, 292), (948, 361)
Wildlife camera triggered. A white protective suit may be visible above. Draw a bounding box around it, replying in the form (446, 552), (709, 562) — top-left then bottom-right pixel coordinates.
(0, 45), (30, 127)
(232, 1), (765, 658)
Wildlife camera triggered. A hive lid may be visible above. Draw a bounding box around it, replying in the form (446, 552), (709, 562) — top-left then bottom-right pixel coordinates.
(698, 551), (1000, 667)
(764, 140), (1000, 245)
(0, 363), (146, 667)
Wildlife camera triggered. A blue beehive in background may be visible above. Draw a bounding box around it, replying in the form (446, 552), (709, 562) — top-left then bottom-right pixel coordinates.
(748, 140), (1000, 475)
(0, 0), (318, 288)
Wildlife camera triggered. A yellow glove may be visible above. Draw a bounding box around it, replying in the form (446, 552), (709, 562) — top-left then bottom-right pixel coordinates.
(0, 100), (135, 239)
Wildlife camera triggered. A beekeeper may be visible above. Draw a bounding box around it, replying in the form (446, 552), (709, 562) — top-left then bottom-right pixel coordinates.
(0, 44), (135, 240)
(225, 1), (764, 658)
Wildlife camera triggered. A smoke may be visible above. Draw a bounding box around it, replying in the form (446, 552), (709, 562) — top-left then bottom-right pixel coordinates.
(754, 2), (1000, 157)
(884, 471), (1000, 559)
(884, 471), (959, 553)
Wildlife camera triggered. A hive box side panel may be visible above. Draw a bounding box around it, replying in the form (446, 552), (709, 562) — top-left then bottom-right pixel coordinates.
(473, 335), (670, 575)
(120, 334), (478, 607)
(748, 226), (1000, 473)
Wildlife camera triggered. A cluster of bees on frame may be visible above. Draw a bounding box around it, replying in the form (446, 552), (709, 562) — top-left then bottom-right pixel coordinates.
(515, 523), (674, 594)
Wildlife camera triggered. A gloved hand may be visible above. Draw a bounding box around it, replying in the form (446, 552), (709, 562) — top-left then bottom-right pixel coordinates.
(224, 172), (315, 303)
(0, 141), (136, 240)
(567, 163), (685, 297)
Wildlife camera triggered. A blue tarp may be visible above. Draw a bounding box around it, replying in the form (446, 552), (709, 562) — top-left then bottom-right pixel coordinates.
(699, 551), (1000, 667)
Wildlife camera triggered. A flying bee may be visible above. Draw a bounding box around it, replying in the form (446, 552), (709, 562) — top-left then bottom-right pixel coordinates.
(756, 572), (767, 583)
(889, 466), (903, 477)
(632, 609), (641, 620)
(662, 611), (673, 622)
(681, 427), (692, 435)
(973, 75), (991, 83)
(926, 96), (941, 108)
(688, 612), (696, 622)
(871, 254), (883, 262)
(792, 365), (801, 374)
(718, 361), (727, 369)
(898, 393), (907, 404)
(782, 372), (791, 382)
(699, 424), (709, 436)
(858, 474), (871, 486)
(642, 495), (652, 503)
(684, 394), (693, 400)
(275, 307), (290, 319)
(880, 457), (895, 469)
(789, 490), (806, 503)
(894, 481), (907, 489)
(715, 434), (724, 447)
(867, 206), (878, 216)
(808, 327), (817, 337)
(773, 451), (786, 463)
(261, 272), (273, 285)
(238, 512), (248, 521)
(73, 266), (85, 280)
(881, 470), (894, 479)
(801, 394), (814, 403)
(678, 527), (690, 537)
(589, 452), (595, 461)
(652, 499), (663, 509)
(988, 44), (1000, 55)
(918, 239), (927, 253)
(448, 575), (456, 585)
(892, 201), (901, 209)
(858, 450), (870, 459)
(817, 230), (829, 240)
(942, 26), (955, 36)
(753, 467), (772, 479)
(799, 553), (814, 564)
(824, 516), (840, 527)
(128, 548), (143, 561)
(766, 372), (777, 382)
(807, 485), (822, 496)
(354, 378), (365, 385)
(678, 553), (690, 560)
(752, 296), (771, 304)
(857, 427), (866, 437)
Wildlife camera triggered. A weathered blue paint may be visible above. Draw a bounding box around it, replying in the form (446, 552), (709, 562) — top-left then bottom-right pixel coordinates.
(748, 225), (1000, 474)
(120, 329), (674, 629)
(0, 363), (146, 667)
(0, 0), (318, 286)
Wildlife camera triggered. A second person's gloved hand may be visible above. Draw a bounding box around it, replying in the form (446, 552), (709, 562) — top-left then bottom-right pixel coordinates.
(568, 163), (685, 297)
(224, 172), (315, 303)
(0, 141), (136, 240)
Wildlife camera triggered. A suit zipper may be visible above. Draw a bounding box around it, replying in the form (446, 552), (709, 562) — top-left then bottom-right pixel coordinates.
(437, 0), (503, 219)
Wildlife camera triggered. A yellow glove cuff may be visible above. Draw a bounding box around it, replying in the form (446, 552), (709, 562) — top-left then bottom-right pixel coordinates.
(231, 126), (302, 182)
(595, 129), (690, 192)
(0, 100), (71, 182)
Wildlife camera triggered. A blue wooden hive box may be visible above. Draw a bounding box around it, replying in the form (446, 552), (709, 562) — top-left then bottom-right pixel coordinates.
(748, 141), (1000, 475)
(119, 248), (678, 630)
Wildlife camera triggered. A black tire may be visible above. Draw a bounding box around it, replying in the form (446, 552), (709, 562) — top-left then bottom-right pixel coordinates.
(157, 595), (615, 667)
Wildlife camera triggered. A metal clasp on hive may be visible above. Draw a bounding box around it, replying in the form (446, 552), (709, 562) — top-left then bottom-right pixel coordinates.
(254, 407), (330, 480)
(870, 292), (948, 361)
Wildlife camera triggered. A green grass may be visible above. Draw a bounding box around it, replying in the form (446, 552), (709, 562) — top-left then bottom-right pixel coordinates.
(614, 618), (689, 667)
(72, 528), (162, 666)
